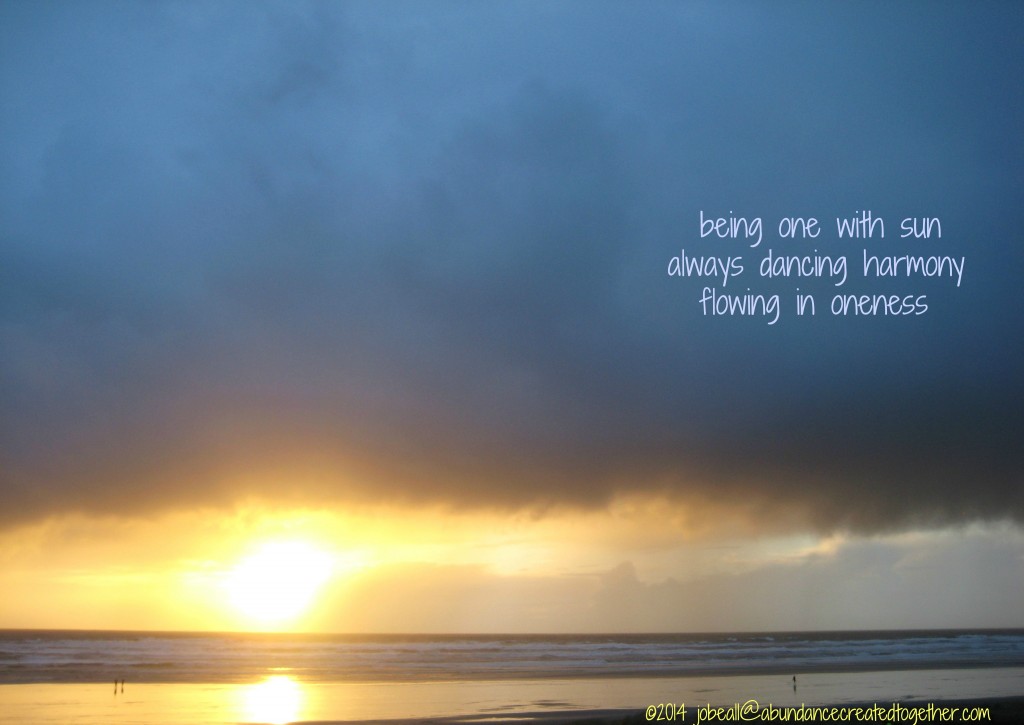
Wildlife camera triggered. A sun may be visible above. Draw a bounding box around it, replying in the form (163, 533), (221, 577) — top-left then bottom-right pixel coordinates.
(224, 540), (333, 628)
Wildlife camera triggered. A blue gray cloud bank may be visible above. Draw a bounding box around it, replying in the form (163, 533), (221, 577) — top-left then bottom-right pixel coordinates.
(1, 2), (1022, 530)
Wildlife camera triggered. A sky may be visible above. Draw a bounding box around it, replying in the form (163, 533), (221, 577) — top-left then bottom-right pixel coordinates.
(0, 1), (1022, 633)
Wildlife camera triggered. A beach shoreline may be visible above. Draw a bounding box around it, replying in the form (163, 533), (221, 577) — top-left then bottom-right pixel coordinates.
(3, 632), (1022, 723)
(307, 697), (1024, 725)
(4, 672), (1023, 725)
(6, 659), (1024, 686)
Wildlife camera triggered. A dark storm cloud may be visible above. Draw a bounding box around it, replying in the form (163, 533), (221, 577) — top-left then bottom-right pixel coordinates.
(1, 2), (1022, 530)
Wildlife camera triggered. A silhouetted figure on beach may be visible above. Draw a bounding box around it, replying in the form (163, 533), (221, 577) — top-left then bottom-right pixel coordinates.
(792, 675), (797, 692)
(120, 679), (124, 694)
(114, 680), (117, 695)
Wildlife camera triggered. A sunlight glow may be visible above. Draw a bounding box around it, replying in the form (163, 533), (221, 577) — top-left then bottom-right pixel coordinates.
(239, 675), (304, 725)
(225, 540), (333, 628)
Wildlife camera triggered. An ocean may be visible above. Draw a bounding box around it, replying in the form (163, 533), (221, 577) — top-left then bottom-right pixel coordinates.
(3, 629), (1024, 684)
(1, 630), (1022, 723)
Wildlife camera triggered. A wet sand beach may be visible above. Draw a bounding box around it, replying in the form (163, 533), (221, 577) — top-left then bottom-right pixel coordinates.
(3, 670), (1023, 725)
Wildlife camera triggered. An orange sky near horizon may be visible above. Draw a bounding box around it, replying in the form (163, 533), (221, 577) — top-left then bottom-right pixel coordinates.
(1, 502), (1021, 634)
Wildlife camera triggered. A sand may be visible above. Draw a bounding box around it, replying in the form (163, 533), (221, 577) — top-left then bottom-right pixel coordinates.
(316, 697), (1024, 724)
(2, 675), (1022, 724)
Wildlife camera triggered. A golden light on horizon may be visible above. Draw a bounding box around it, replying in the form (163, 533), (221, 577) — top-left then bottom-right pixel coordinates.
(224, 540), (334, 629)
(0, 500), (814, 632)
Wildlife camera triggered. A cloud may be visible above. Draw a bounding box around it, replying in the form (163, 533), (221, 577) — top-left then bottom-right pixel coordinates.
(307, 526), (1024, 632)
(1, 2), (1022, 533)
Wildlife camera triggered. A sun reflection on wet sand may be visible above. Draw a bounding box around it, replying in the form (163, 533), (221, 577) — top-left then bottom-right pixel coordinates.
(238, 675), (304, 725)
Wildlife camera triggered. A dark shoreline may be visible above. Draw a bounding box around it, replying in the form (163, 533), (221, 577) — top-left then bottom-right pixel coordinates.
(312, 697), (1024, 725)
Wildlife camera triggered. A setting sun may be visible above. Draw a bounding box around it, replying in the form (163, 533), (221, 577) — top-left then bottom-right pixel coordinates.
(224, 541), (334, 628)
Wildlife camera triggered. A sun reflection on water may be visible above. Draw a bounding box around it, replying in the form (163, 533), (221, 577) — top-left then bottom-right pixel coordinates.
(239, 675), (304, 725)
